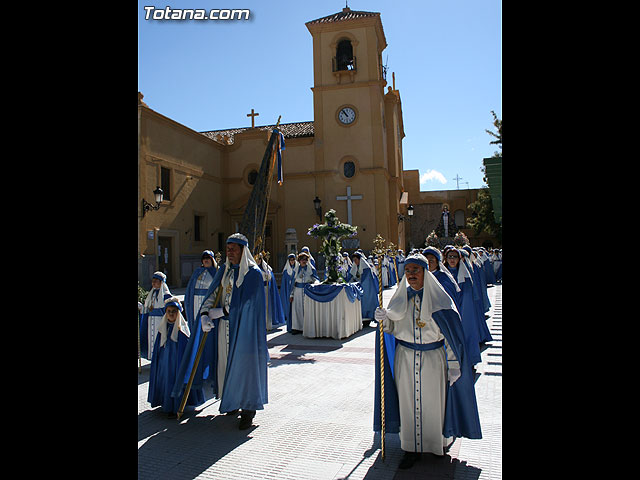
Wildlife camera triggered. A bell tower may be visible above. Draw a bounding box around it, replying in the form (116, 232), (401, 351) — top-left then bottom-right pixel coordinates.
(306, 8), (404, 249)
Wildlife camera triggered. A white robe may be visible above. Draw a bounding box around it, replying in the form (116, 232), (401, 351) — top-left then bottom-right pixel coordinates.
(384, 288), (458, 454)
(143, 282), (171, 360)
(193, 269), (214, 319)
(290, 265), (317, 331)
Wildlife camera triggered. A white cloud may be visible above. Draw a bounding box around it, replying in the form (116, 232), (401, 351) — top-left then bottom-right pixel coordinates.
(420, 169), (447, 185)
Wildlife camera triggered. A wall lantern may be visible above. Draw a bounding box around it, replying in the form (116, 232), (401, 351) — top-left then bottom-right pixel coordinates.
(142, 186), (164, 217)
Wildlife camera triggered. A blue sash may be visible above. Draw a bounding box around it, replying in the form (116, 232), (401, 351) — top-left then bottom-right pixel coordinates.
(396, 339), (444, 351)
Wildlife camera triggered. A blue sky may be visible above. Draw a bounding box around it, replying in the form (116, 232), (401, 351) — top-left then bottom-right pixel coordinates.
(138, 0), (501, 191)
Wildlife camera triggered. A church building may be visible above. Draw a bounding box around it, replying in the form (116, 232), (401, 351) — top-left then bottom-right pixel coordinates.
(138, 7), (412, 288)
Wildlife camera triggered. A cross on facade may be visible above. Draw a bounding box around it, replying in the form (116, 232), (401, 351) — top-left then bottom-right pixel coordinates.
(247, 108), (259, 128)
(336, 186), (362, 225)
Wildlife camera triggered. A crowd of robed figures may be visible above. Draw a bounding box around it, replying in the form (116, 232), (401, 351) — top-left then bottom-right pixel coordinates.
(138, 233), (502, 468)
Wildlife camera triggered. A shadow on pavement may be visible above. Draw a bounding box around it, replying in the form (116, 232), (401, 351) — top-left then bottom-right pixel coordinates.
(138, 412), (255, 479)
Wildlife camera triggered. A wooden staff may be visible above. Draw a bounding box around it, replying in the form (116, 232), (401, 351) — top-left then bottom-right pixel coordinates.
(176, 254), (224, 420)
(372, 233), (386, 461)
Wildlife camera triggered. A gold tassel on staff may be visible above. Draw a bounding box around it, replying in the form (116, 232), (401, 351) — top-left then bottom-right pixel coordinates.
(372, 234), (387, 461)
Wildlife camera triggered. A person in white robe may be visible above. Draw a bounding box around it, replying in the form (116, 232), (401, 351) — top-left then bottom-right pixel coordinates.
(141, 271), (173, 360)
(289, 252), (319, 334)
(375, 254), (461, 469)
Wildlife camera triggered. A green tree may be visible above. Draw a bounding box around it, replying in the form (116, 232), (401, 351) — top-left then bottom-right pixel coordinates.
(485, 110), (502, 150)
(467, 188), (501, 243)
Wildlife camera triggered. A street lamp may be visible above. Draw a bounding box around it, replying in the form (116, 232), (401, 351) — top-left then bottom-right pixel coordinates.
(142, 186), (164, 217)
(407, 205), (414, 217)
(313, 196), (322, 218)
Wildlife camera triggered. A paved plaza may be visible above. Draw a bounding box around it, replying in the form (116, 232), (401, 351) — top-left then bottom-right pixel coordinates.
(138, 284), (502, 479)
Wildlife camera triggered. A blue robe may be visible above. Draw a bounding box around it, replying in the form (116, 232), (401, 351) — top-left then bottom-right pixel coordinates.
(280, 266), (295, 330)
(266, 269), (286, 329)
(396, 256), (405, 280)
(184, 265), (217, 332)
(445, 266), (482, 366)
(172, 263), (268, 413)
(347, 265), (379, 320)
(388, 259), (398, 287)
(432, 269), (462, 312)
(467, 262), (493, 344)
(485, 259), (496, 284)
(477, 262), (491, 312)
(373, 294), (482, 440)
(148, 322), (205, 413)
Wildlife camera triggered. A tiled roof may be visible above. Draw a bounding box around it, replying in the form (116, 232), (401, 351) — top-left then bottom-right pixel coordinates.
(201, 121), (314, 145)
(306, 7), (380, 26)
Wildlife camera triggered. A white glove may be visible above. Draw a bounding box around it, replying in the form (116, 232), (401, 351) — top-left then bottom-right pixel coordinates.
(208, 307), (225, 320)
(374, 307), (388, 322)
(138, 302), (143, 314)
(201, 315), (214, 332)
(448, 367), (461, 386)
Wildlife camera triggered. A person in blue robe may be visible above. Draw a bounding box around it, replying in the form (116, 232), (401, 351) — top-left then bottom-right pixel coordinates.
(387, 252), (398, 287)
(480, 249), (497, 285)
(148, 297), (205, 417)
(346, 251), (380, 323)
(494, 249), (502, 282)
(280, 253), (297, 331)
(140, 271), (173, 360)
(396, 249), (405, 280)
(183, 250), (218, 332)
(257, 255), (286, 331)
(172, 233), (268, 430)
(460, 249), (493, 344)
(467, 247), (491, 313)
(422, 246), (461, 311)
(443, 247), (482, 367)
(373, 254), (482, 469)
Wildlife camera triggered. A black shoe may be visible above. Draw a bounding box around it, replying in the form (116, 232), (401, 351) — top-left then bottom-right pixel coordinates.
(225, 409), (240, 416)
(238, 415), (254, 430)
(290, 329), (302, 335)
(398, 452), (420, 469)
(238, 410), (256, 430)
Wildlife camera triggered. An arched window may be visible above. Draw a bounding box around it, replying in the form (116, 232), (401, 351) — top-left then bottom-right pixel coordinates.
(336, 39), (354, 71)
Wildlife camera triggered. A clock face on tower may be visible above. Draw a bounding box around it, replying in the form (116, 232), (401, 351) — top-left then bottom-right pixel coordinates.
(337, 106), (356, 125)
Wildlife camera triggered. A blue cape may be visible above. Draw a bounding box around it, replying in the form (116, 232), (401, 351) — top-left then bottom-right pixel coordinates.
(148, 322), (205, 413)
(266, 268), (286, 329)
(280, 267), (295, 331)
(172, 263), (269, 413)
(303, 283), (363, 303)
(373, 298), (482, 440)
(346, 265), (379, 319)
(432, 269), (462, 312)
(446, 267), (482, 366)
(184, 266), (217, 331)
(467, 263), (493, 343)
